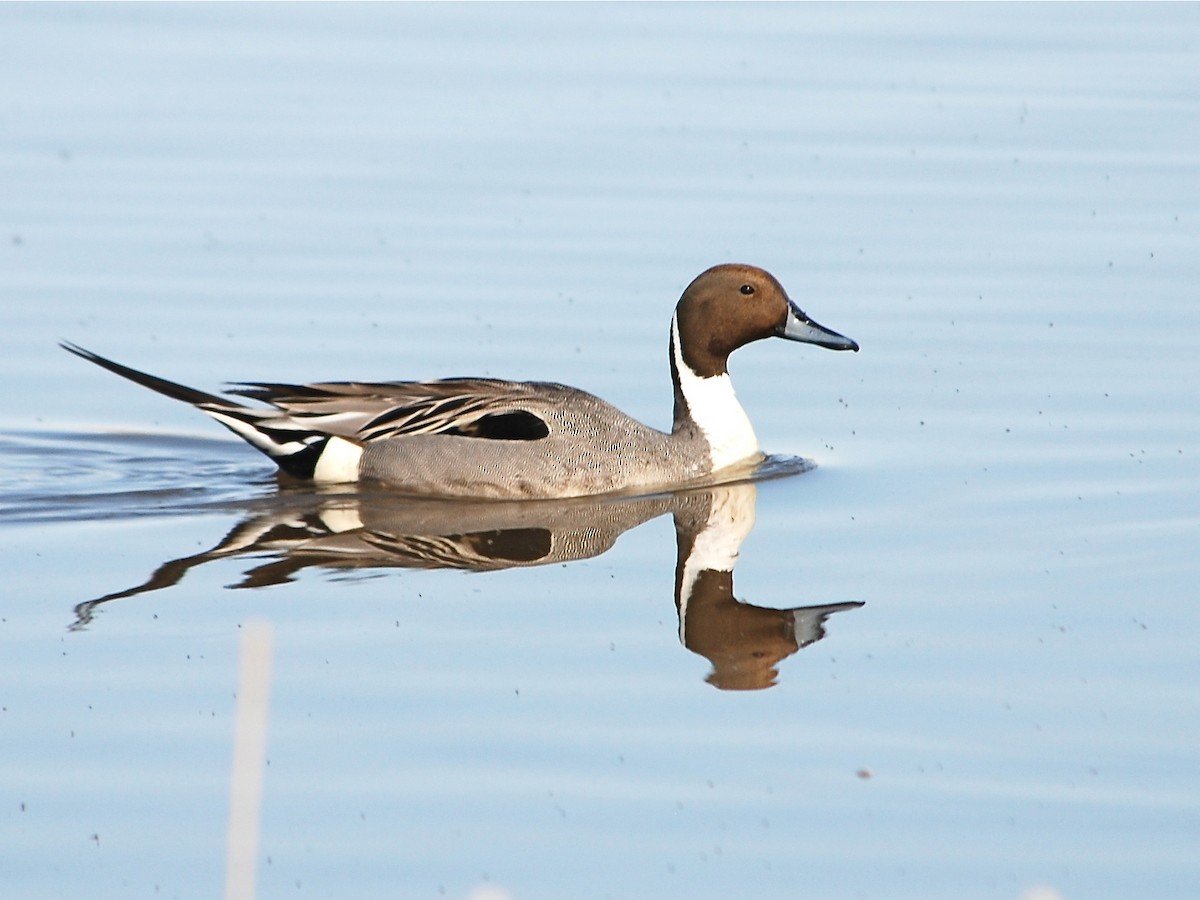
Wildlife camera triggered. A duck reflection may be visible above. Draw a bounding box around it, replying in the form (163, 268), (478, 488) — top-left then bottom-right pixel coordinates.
(671, 486), (862, 690)
(71, 475), (861, 689)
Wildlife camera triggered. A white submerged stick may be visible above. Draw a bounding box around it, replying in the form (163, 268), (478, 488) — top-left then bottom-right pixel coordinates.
(224, 619), (274, 900)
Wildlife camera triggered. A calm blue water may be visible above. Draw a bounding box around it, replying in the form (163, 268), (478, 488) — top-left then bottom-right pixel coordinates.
(2, 5), (1198, 899)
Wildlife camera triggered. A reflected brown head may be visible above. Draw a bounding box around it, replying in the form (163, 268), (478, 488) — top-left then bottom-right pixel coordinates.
(679, 568), (800, 691)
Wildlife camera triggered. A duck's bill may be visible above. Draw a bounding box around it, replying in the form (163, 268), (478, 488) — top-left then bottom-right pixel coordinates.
(778, 303), (859, 352)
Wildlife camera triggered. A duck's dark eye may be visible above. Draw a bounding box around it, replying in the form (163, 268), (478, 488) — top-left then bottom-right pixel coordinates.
(739, 284), (755, 295)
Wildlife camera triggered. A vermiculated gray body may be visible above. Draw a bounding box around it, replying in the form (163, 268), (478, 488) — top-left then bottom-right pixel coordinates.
(359, 382), (716, 498)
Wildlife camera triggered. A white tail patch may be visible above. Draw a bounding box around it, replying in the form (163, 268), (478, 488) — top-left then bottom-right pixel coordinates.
(312, 436), (363, 483)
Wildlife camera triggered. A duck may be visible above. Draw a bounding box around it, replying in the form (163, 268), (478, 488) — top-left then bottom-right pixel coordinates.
(61, 264), (858, 499)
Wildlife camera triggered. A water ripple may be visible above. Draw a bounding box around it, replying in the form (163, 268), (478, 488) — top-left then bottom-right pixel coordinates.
(0, 430), (272, 525)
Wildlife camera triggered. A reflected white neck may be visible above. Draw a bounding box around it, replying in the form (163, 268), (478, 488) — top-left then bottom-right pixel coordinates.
(677, 483), (758, 642)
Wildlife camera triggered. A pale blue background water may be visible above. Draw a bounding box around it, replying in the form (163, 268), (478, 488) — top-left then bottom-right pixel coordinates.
(2, 4), (1198, 899)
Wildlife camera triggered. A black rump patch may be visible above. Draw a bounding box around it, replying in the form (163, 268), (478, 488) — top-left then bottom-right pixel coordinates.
(276, 436), (330, 480)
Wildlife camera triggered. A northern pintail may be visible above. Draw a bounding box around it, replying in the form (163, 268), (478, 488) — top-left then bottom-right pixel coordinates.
(62, 264), (858, 499)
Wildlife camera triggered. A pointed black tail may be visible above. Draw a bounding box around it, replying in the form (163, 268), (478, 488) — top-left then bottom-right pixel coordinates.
(61, 341), (235, 409)
(61, 342), (331, 479)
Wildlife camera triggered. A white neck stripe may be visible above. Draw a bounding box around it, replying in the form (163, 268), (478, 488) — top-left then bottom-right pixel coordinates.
(671, 315), (759, 471)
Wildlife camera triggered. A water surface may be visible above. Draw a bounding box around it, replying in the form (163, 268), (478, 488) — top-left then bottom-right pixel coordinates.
(2, 5), (1197, 899)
